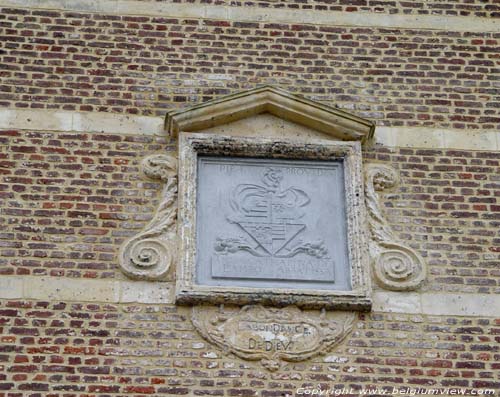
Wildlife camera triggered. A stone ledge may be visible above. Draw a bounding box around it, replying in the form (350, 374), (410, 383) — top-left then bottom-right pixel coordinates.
(1, 108), (499, 151)
(0, 276), (498, 317)
(0, 108), (163, 136)
(373, 291), (500, 317)
(0, 276), (174, 304)
(375, 126), (500, 151)
(0, 0), (498, 32)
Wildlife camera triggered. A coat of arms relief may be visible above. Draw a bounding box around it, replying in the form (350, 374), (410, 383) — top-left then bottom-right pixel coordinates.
(117, 87), (426, 371)
(196, 156), (348, 289)
(214, 167), (329, 260)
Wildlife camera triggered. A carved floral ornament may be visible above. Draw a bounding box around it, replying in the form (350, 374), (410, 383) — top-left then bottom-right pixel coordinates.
(364, 163), (427, 291)
(118, 156), (426, 287)
(117, 86), (427, 371)
(119, 154), (178, 280)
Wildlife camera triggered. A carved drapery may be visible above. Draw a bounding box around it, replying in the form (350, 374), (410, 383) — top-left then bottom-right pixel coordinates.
(119, 154), (177, 280)
(365, 163), (426, 291)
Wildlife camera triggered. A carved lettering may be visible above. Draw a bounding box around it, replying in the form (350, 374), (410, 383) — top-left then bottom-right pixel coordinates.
(248, 338), (294, 352)
(211, 256), (335, 282)
(218, 164), (335, 177)
(192, 305), (356, 371)
(239, 321), (313, 335)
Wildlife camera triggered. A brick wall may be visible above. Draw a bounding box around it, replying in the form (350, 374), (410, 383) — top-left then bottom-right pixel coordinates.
(364, 146), (500, 295)
(1, 1), (499, 395)
(1, 129), (498, 294)
(0, 7), (499, 129)
(133, 0), (500, 18)
(0, 129), (172, 280)
(0, 299), (498, 395)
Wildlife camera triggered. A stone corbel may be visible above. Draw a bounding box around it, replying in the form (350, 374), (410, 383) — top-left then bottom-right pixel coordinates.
(365, 163), (426, 291)
(119, 154), (177, 280)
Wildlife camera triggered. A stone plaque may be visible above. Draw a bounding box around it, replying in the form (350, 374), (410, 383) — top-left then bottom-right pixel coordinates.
(196, 157), (350, 291)
(176, 133), (371, 310)
(192, 305), (356, 371)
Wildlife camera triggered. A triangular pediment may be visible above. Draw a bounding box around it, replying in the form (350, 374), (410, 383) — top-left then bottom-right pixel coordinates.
(165, 86), (375, 143)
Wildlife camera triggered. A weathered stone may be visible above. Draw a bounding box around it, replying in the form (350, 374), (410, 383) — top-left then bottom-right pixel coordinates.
(176, 133), (371, 310)
(196, 156), (349, 291)
(364, 163), (427, 291)
(191, 304), (356, 371)
(165, 86), (375, 144)
(119, 154), (178, 281)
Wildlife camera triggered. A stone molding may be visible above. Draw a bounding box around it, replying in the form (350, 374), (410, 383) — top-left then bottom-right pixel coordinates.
(1, 276), (499, 317)
(1, 108), (499, 151)
(0, 108), (163, 135)
(165, 86), (375, 144)
(374, 126), (500, 151)
(0, 276), (174, 304)
(191, 304), (356, 371)
(365, 163), (427, 291)
(119, 154), (178, 280)
(1, 0), (498, 33)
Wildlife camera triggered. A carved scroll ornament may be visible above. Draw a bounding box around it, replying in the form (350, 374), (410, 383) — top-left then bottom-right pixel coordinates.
(119, 154), (177, 280)
(365, 164), (426, 290)
(192, 305), (355, 371)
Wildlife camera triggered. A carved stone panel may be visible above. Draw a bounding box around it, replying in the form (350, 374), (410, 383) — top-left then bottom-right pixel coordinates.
(176, 133), (371, 310)
(192, 305), (356, 371)
(196, 157), (350, 291)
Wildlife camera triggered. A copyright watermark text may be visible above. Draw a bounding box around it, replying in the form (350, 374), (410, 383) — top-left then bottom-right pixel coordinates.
(296, 387), (496, 396)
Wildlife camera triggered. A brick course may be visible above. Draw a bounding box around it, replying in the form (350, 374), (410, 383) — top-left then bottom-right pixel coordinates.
(0, 129), (498, 293)
(0, 299), (498, 395)
(0, 129), (173, 279)
(0, 7), (499, 130)
(133, 0), (500, 18)
(364, 146), (500, 295)
(1, 2), (499, 395)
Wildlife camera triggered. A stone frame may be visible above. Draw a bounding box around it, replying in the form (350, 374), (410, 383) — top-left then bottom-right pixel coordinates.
(175, 132), (371, 310)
